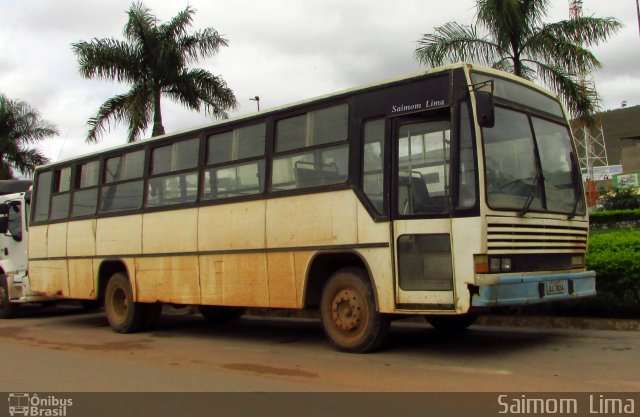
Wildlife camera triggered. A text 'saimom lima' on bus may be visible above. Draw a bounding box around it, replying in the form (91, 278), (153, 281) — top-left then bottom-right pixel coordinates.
(24, 63), (595, 353)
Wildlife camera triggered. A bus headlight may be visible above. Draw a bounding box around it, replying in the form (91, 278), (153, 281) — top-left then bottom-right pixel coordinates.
(501, 257), (512, 272)
(571, 255), (585, 268)
(489, 256), (512, 273)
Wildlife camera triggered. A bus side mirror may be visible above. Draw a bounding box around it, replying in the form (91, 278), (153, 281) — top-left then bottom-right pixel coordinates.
(475, 91), (495, 128)
(0, 204), (8, 234)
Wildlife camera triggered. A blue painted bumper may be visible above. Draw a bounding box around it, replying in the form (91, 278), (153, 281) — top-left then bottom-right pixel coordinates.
(471, 271), (596, 307)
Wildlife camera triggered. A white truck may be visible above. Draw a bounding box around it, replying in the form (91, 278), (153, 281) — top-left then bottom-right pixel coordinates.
(0, 180), (60, 318)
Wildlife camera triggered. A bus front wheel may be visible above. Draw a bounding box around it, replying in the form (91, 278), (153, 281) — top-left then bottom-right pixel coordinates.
(320, 268), (389, 353)
(104, 272), (146, 333)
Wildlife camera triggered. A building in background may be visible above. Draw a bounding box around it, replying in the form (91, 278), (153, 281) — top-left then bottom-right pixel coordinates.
(571, 105), (640, 180)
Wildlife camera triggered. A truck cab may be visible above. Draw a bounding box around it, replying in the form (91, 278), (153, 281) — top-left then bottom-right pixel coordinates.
(0, 181), (60, 318)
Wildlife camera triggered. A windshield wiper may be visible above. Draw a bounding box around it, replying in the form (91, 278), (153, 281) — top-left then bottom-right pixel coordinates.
(568, 152), (581, 219)
(520, 164), (544, 217)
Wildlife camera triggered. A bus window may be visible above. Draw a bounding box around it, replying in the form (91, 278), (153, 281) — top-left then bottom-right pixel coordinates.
(397, 119), (450, 215)
(363, 119), (385, 213)
(101, 150), (145, 212)
(276, 104), (348, 152)
(203, 123), (266, 200)
(50, 167), (71, 220)
(272, 145), (348, 190)
(147, 138), (199, 207)
(457, 102), (477, 209)
(203, 160), (265, 199)
(33, 171), (52, 222)
(72, 160), (100, 217)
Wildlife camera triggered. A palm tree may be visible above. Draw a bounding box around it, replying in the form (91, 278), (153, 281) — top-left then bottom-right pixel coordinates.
(0, 94), (57, 179)
(72, 2), (237, 143)
(415, 0), (621, 120)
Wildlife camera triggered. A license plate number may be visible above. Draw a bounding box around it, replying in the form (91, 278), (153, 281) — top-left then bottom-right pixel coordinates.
(546, 280), (566, 295)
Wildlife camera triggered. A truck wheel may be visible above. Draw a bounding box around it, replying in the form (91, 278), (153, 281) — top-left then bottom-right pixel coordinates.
(425, 313), (478, 332)
(0, 274), (18, 319)
(104, 272), (147, 333)
(320, 268), (389, 353)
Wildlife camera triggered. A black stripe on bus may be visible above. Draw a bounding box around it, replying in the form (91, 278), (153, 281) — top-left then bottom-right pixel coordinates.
(28, 242), (390, 262)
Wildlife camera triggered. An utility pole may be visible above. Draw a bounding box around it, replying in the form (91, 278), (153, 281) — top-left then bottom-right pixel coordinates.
(568, 0), (610, 208)
(250, 96), (260, 111)
(636, 0), (640, 38)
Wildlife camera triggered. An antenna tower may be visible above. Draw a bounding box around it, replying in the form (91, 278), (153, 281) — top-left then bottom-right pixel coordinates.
(568, 0), (610, 185)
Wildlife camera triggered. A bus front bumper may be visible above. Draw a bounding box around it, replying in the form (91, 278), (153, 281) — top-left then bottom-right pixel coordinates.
(471, 271), (596, 307)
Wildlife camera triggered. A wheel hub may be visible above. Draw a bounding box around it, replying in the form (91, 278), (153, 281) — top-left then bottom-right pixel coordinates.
(331, 289), (363, 331)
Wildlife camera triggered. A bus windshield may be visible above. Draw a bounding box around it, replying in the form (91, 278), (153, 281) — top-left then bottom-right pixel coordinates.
(482, 106), (584, 215)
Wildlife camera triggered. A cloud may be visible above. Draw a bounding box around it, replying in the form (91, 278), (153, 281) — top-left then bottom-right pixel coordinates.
(1, 0), (637, 164)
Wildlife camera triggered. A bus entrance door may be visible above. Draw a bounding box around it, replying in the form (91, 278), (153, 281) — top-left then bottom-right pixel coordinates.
(392, 116), (455, 311)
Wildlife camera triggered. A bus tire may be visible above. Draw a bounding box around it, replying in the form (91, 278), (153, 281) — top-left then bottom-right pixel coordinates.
(199, 306), (244, 323)
(104, 272), (147, 333)
(0, 274), (19, 319)
(425, 313), (478, 332)
(320, 268), (389, 353)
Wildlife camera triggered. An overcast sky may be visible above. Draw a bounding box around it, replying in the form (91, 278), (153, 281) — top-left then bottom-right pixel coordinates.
(1, 0), (639, 165)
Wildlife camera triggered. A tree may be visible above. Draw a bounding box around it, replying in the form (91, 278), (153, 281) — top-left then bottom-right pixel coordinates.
(415, 0), (621, 120)
(72, 2), (237, 143)
(0, 94), (57, 179)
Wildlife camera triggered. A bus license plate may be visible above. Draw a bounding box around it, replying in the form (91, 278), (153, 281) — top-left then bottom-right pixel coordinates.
(546, 280), (566, 295)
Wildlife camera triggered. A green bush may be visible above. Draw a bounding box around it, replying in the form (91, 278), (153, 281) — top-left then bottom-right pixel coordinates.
(587, 229), (640, 307)
(589, 208), (640, 227)
(597, 187), (640, 210)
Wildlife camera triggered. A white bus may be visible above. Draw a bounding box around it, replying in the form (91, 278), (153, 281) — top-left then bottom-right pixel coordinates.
(25, 63), (595, 352)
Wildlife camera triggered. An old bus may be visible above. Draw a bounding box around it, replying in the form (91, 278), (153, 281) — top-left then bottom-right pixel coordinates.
(26, 63), (595, 352)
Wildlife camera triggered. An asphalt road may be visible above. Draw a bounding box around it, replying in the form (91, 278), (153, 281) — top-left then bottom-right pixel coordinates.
(1, 304), (639, 392)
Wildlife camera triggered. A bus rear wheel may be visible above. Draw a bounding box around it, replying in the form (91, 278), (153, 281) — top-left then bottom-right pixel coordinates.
(0, 275), (19, 319)
(104, 272), (147, 333)
(320, 268), (389, 353)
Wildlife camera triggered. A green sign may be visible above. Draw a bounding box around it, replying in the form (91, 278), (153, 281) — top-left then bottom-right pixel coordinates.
(613, 172), (640, 188)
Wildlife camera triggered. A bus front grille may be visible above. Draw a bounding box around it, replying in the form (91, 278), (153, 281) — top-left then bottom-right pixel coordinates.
(486, 216), (588, 253)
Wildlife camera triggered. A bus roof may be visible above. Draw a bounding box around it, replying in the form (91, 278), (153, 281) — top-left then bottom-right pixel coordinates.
(41, 62), (560, 169)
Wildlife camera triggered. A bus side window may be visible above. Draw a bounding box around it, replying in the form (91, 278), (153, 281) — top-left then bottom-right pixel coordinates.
(272, 104), (349, 191)
(33, 170), (53, 222)
(50, 166), (71, 220)
(362, 119), (385, 213)
(457, 102), (477, 209)
(202, 123), (266, 200)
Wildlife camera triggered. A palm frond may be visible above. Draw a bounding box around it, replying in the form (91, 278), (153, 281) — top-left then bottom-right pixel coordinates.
(4, 147), (49, 176)
(86, 86), (153, 143)
(415, 22), (502, 68)
(164, 68), (237, 118)
(524, 27), (600, 76)
(125, 84), (153, 142)
(542, 17), (621, 48)
(162, 5), (194, 40)
(75, 2), (236, 142)
(532, 60), (598, 120)
(124, 1), (156, 44)
(178, 28), (229, 64)
(72, 38), (142, 83)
